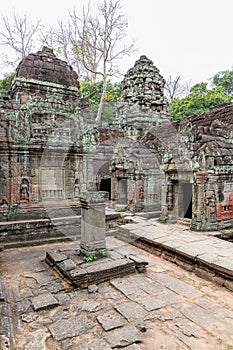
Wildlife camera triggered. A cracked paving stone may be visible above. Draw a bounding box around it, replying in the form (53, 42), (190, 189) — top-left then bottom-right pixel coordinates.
(97, 311), (126, 331)
(196, 297), (233, 319)
(48, 315), (95, 341)
(16, 299), (32, 314)
(25, 272), (54, 286)
(149, 272), (201, 298)
(105, 325), (144, 348)
(168, 324), (208, 350)
(30, 292), (59, 311)
(144, 309), (182, 322)
(138, 292), (182, 311)
(181, 304), (233, 344)
(110, 278), (148, 300)
(115, 301), (148, 323)
(78, 300), (103, 313)
(126, 275), (164, 295)
(55, 292), (71, 305)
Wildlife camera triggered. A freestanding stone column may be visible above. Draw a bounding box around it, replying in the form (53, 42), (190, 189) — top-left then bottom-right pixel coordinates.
(79, 191), (108, 258)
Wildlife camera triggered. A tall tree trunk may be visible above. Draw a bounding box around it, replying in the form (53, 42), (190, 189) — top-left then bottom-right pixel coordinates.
(95, 76), (107, 122)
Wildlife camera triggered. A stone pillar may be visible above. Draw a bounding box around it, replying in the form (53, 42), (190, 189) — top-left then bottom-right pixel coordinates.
(167, 180), (173, 211)
(79, 191), (108, 258)
(193, 171), (207, 230)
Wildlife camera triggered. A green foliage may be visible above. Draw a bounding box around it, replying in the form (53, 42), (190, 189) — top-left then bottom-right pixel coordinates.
(169, 82), (232, 119)
(80, 80), (121, 122)
(83, 255), (97, 262)
(211, 70), (233, 95)
(0, 72), (14, 93)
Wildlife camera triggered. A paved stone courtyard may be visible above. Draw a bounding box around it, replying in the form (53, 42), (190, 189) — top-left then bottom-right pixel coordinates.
(1, 232), (233, 350)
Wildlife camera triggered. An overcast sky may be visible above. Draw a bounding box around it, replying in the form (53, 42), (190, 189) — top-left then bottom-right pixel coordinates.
(1, 0), (233, 86)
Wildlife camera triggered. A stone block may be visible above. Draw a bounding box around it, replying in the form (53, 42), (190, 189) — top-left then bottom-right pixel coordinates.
(105, 325), (144, 348)
(30, 292), (59, 311)
(97, 311), (126, 331)
(128, 255), (149, 272)
(115, 301), (148, 323)
(56, 258), (77, 272)
(138, 293), (182, 311)
(45, 251), (67, 266)
(48, 315), (95, 341)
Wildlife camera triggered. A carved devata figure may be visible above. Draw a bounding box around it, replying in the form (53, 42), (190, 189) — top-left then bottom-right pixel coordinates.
(20, 178), (29, 202)
(74, 179), (80, 197)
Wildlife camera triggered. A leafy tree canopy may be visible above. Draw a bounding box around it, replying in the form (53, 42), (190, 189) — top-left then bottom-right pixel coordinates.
(0, 72), (14, 93)
(211, 69), (233, 95)
(80, 80), (121, 122)
(169, 82), (232, 119)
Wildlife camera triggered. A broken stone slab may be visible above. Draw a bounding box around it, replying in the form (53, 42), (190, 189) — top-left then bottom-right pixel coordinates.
(97, 311), (126, 331)
(115, 301), (148, 323)
(127, 255), (149, 272)
(30, 292), (59, 311)
(56, 258), (77, 273)
(25, 272), (53, 286)
(110, 278), (149, 301)
(78, 300), (103, 313)
(105, 325), (144, 348)
(48, 315), (95, 341)
(15, 300), (31, 315)
(149, 272), (201, 298)
(138, 292), (182, 312)
(181, 304), (233, 344)
(45, 251), (67, 266)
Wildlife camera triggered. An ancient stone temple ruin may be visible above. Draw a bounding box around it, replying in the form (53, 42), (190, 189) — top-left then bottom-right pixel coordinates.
(0, 47), (98, 244)
(0, 47), (233, 247)
(104, 55), (170, 212)
(160, 104), (233, 230)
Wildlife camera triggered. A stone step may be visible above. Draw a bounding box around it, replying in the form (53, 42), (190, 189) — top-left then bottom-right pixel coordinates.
(177, 218), (192, 227)
(137, 211), (161, 219)
(46, 249), (148, 288)
(1, 235), (80, 249)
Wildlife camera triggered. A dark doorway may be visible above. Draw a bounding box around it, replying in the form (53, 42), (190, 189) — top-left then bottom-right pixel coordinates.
(182, 183), (192, 219)
(100, 178), (111, 199)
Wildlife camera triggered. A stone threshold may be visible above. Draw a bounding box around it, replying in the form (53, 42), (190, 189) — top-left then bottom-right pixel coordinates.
(46, 249), (148, 288)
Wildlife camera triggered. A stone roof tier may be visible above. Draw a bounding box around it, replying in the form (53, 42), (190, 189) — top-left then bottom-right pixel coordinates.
(15, 46), (80, 88)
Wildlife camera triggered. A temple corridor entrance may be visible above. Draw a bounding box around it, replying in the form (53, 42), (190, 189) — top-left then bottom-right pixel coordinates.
(182, 183), (192, 219)
(100, 178), (111, 199)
